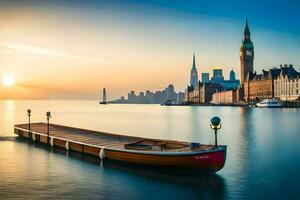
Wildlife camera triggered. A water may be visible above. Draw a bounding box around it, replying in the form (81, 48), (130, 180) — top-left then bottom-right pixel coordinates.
(0, 100), (300, 199)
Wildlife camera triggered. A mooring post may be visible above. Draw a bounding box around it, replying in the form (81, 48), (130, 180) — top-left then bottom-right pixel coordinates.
(46, 111), (51, 145)
(210, 116), (221, 148)
(214, 129), (218, 148)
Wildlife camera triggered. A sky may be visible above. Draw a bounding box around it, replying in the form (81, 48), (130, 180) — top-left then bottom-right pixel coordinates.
(0, 0), (299, 99)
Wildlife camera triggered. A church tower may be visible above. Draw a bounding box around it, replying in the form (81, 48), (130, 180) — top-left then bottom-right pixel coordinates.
(190, 53), (198, 89)
(240, 19), (254, 85)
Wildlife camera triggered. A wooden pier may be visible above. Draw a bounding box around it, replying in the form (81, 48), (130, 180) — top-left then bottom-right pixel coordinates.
(14, 122), (227, 171)
(15, 122), (142, 157)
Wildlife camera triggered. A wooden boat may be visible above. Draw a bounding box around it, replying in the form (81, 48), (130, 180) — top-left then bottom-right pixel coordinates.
(14, 123), (227, 172)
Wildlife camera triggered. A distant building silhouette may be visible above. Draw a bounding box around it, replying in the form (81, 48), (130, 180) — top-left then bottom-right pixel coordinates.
(111, 84), (183, 104)
(211, 69), (224, 82)
(99, 88), (107, 104)
(201, 73), (209, 83)
(229, 69), (236, 81)
(190, 53), (198, 89)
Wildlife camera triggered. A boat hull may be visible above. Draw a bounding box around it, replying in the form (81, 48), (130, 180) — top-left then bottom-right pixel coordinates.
(14, 123), (227, 173)
(256, 103), (283, 108)
(105, 146), (227, 172)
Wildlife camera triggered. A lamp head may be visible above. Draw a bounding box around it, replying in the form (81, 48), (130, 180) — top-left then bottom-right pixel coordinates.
(27, 109), (31, 115)
(210, 116), (221, 130)
(46, 111), (51, 119)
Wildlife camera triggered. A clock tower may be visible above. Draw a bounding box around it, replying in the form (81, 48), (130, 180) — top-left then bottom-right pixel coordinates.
(190, 53), (198, 89)
(240, 19), (254, 85)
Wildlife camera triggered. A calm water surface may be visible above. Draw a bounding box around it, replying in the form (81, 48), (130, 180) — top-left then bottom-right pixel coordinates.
(0, 100), (300, 199)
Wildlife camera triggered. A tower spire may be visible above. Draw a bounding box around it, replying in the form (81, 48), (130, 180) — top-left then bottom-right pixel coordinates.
(192, 53), (196, 68)
(243, 18), (250, 41)
(190, 52), (198, 88)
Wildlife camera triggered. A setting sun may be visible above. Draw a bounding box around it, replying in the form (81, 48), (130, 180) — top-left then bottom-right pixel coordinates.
(2, 75), (15, 87)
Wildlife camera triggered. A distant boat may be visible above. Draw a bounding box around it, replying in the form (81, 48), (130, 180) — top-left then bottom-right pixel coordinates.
(161, 100), (176, 106)
(256, 98), (283, 108)
(99, 88), (107, 105)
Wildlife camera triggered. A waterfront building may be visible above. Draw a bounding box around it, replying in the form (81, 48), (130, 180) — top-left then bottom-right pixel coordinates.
(202, 73), (209, 83)
(211, 89), (240, 105)
(128, 91), (137, 103)
(177, 92), (185, 103)
(240, 19), (254, 86)
(190, 53), (199, 89)
(185, 86), (195, 103)
(185, 60), (240, 104)
(200, 83), (223, 104)
(244, 65), (300, 101)
(274, 65), (300, 101)
(166, 84), (177, 101)
(138, 92), (145, 103)
(154, 91), (164, 103)
(244, 68), (280, 101)
(112, 84), (182, 104)
(145, 90), (155, 103)
(185, 81), (222, 104)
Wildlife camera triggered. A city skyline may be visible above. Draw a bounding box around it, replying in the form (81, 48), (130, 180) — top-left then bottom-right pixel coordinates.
(0, 0), (299, 99)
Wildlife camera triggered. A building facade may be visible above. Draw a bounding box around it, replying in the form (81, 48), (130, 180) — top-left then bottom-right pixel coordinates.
(211, 89), (240, 105)
(274, 66), (300, 101)
(185, 82), (223, 104)
(245, 65), (300, 101)
(244, 70), (275, 101)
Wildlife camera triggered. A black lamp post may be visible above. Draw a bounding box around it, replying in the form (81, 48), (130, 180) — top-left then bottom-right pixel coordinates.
(27, 109), (31, 131)
(46, 111), (51, 145)
(210, 116), (221, 148)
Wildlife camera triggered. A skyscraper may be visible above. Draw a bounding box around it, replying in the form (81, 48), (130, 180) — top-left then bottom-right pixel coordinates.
(190, 53), (198, 89)
(229, 69), (236, 81)
(240, 19), (254, 85)
(202, 73), (209, 83)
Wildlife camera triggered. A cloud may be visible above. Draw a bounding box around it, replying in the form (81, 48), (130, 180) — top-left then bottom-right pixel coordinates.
(2, 43), (108, 64)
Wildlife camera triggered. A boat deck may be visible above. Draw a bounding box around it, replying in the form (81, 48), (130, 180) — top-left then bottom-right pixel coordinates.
(14, 123), (214, 153)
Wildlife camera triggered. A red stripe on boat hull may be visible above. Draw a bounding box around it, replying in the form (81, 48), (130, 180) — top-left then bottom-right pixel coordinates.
(106, 147), (227, 172)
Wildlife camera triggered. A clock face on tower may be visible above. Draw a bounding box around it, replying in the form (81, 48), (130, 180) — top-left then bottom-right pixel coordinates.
(193, 72), (196, 76)
(246, 50), (252, 56)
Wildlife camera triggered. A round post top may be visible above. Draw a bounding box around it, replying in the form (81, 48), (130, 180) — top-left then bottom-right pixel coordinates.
(210, 116), (221, 130)
(46, 111), (51, 119)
